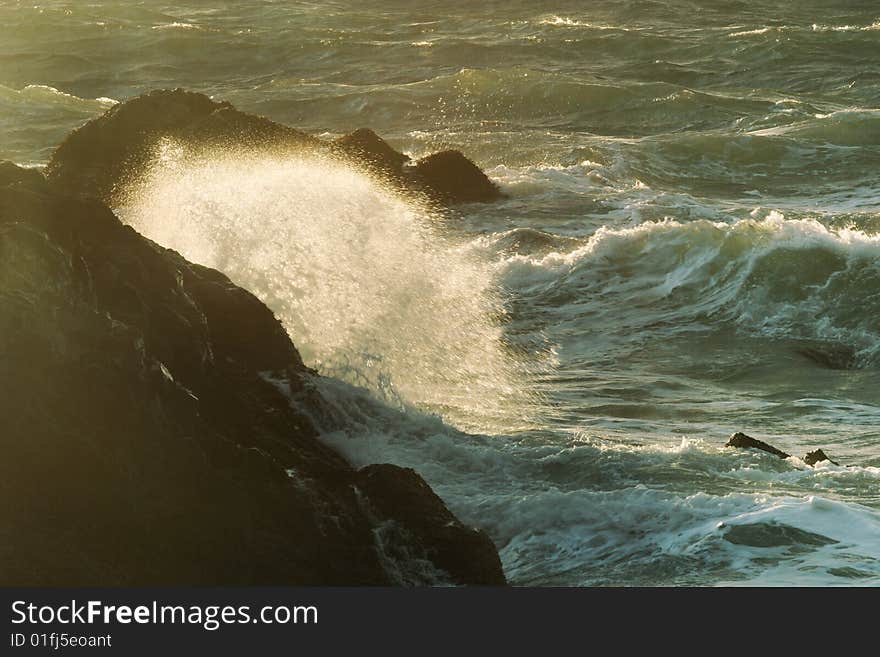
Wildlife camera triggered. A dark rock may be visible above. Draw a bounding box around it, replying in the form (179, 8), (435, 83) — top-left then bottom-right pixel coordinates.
(46, 88), (320, 203)
(725, 432), (790, 459)
(186, 270), (307, 372)
(803, 449), (839, 467)
(333, 128), (410, 176)
(410, 149), (502, 203)
(355, 464), (506, 586)
(0, 163), (504, 585)
(45, 89), (500, 207)
(725, 433), (841, 468)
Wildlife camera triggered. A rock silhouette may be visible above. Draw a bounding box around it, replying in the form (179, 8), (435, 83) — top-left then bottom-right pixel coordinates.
(46, 88), (501, 206)
(803, 449), (839, 467)
(0, 161), (505, 586)
(725, 432), (840, 468)
(411, 149), (502, 203)
(725, 432), (791, 458)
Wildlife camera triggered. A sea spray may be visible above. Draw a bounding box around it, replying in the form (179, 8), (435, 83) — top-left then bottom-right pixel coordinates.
(119, 141), (542, 433)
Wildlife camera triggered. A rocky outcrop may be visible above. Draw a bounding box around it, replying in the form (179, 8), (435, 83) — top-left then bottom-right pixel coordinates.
(44, 89), (320, 202)
(332, 127), (410, 177)
(0, 162), (505, 586)
(45, 88), (501, 206)
(725, 432), (840, 467)
(411, 150), (501, 203)
(356, 464), (506, 586)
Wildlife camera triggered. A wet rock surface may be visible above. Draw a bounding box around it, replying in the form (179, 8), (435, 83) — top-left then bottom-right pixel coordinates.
(356, 464), (506, 586)
(0, 162), (505, 585)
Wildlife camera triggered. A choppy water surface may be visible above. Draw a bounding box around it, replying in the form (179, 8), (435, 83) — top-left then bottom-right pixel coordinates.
(4, 1), (880, 585)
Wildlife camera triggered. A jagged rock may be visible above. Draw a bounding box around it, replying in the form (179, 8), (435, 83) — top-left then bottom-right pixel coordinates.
(0, 163), (505, 586)
(411, 149), (502, 203)
(333, 128), (410, 176)
(803, 449), (839, 467)
(45, 89), (500, 207)
(726, 432), (841, 468)
(725, 432), (790, 459)
(356, 464), (506, 586)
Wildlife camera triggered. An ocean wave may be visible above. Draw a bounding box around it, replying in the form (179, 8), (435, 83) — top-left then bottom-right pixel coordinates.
(304, 388), (880, 585)
(496, 212), (880, 363)
(500, 486), (880, 586)
(390, 67), (775, 135)
(729, 27), (781, 38)
(538, 15), (628, 31)
(0, 84), (119, 163)
(0, 84), (117, 110)
(728, 22), (880, 38)
(726, 460), (880, 485)
(811, 22), (880, 33)
(750, 108), (880, 146)
(486, 160), (627, 196)
(469, 227), (583, 258)
(268, 356), (879, 586)
(152, 22), (202, 31)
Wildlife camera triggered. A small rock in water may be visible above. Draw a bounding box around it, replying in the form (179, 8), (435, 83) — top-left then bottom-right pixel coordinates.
(724, 432), (790, 459)
(803, 449), (839, 467)
(725, 432), (841, 468)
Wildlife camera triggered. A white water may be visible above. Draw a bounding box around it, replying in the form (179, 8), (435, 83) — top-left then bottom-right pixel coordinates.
(115, 143), (880, 586)
(483, 211), (880, 364)
(121, 142), (542, 433)
(299, 385), (880, 587)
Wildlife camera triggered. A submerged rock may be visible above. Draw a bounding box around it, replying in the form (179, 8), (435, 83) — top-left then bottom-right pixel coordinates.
(0, 163), (505, 586)
(722, 522), (837, 548)
(45, 88), (500, 207)
(795, 343), (858, 370)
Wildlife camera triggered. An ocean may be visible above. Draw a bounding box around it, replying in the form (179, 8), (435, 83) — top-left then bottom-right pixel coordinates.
(3, 0), (880, 585)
